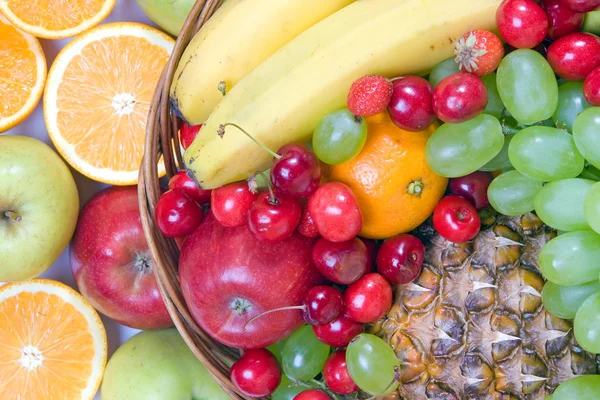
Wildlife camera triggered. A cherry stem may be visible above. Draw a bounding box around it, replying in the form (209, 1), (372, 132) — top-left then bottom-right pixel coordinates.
(243, 305), (304, 331)
(220, 123), (281, 160)
(3, 211), (22, 222)
(254, 171), (278, 205)
(365, 366), (401, 400)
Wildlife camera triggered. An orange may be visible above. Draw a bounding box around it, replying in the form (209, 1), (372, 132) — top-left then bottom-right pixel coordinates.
(44, 23), (174, 185)
(0, 279), (107, 400)
(0, 0), (116, 39)
(325, 112), (448, 239)
(0, 15), (46, 133)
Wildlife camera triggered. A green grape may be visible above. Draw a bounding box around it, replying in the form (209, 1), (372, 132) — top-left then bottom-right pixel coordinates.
(487, 170), (543, 216)
(542, 281), (600, 319)
(534, 178), (595, 231)
(583, 10), (600, 35)
(496, 49), (559, 125)
(425, 114), (504, 178)
(552, 375), (600, 400)
(539, 231), (600, 286)
(552, 82), (591, 133)
(584, 182), (600, 234)
(267, 338), (287, 365)
(573, 107), (600, 170)
(271, 375), (307, 400)
(574, 289), (600, 354)
(429, 57), (460, 88)
(313, 109), (367, 165)
(480, 73), (504, 120)
(508, 126), (585, 181)
(282, 325), (330, 382)
(346, 333), (400, 396)
(481, 133), (514, 172)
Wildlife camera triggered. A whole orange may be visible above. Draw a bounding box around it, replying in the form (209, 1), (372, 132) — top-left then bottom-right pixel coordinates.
(324, 112), (447, 239)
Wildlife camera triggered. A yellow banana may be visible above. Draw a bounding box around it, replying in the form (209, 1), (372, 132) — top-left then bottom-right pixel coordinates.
(170, 0), (356, 124)
(184, 0), (502, 189)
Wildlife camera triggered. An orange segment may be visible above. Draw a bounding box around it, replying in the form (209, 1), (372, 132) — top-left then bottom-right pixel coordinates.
(0, 279), (107, 400)
(0, 15), (46, 133)
(0, 0), (116, 39)
(44, 23), (174, 185)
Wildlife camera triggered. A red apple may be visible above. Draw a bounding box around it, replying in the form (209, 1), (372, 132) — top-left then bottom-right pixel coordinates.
(70, 186), (172, 330)
(179, 213), (326, 349)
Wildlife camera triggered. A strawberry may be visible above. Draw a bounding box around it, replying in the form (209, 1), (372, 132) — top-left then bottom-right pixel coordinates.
(454, 30), (505, 77)
(347, 75), (393, 117)
(179, 122), (202, 150)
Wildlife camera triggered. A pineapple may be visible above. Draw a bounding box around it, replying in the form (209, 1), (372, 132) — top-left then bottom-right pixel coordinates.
(373, 212), (599, 399)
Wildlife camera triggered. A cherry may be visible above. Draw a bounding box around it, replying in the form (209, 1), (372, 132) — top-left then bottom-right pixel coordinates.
(323, 351), (359, 395)
(248, 188), (302, 243)
(541, 0), (585, 40)
(179, 122), (201, 150)
(294, 390), (331, 400)
(432, 72), (488, 123)
(312, 237), (369, 285)
(584, 66), (600, 106)
(433, 195), (481, 243)
(298, 204), (320, 238)
(547, 32), (600, 81)
(376, 234), (425, 285)
(344, 273), (393, 324)
(448, 171), (493, 210)
(308, 182), (363, 243)
(496, 0), (549, 49)
(388, 76), (436, 131)
(168, 170), (211, 205)
(313, 315), (364, 348)
(561, 0), (600, 13)
(211, 181), (258, 227)
(360, 238), (378, 271)
(155, 189), (203, 238)
(230, 348), (282, 397)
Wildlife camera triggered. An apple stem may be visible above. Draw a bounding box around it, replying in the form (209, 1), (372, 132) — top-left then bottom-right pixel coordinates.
(243, 305), (305, 331)
(3, 211), (22, 222)
(253, 171), (278, 205)
(218, 123), (282, 160)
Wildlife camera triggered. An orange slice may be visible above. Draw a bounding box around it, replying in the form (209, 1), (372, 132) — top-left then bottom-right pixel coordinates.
(0, 279), (107, 400)
(0, 0), (116, 39)
(44, 22), (173, 185)
(0, 15), (46, 133)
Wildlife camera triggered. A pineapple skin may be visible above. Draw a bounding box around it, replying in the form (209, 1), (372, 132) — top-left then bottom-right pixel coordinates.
(373, 212), (599, 400)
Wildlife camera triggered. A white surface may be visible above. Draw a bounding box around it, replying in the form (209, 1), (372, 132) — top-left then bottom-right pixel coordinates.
(5, 2), (166, 398)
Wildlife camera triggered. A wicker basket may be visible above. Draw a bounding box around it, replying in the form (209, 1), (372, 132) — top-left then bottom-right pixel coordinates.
(137, 0), (255, 398)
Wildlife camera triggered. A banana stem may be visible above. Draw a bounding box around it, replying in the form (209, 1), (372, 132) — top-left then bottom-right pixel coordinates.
(243, 305), (304, 330)
(3, 211), (22, 222)
(219, 123), (281, 159)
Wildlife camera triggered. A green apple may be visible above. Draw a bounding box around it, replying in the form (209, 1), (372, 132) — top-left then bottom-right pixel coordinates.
(101, 328), (230, 400)
(136, 0), (195, 36)
(0, 136), (79, 281)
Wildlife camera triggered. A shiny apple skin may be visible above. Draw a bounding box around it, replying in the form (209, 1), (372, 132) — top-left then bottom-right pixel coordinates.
(179, 213), (326, 349)
(70, 186), (172, 330)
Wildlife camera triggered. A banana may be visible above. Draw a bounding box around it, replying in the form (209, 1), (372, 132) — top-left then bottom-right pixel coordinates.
(170, 0), (356, 125)
(184, 0), (502, 189)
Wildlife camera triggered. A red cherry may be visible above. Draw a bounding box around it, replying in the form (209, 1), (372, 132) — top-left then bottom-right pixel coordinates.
(271, 144), (321, 198)
(561, 0), (600, 13)
(547, 32), (600, 81)
(155, 189), (203, 238)
(454, 30), (505, 77)
(376, 234), (425, 285)
(344, 273), (393, 324)
(448, 171), (493, 210)
(541, 0), (585, 40)
(584, 66), (600, 106)
(313, 315), (364, 348)
(298, 204), (320, 238)
(312, 237), (369, 285)
(347, 75), (393, 117)
(496, 0), (549, 49)
(432, 72), (488, 123)
(179, 122), (201, 150)
(359, 238), (378, 271)
(294, 390), (331, 400)
(323, 351), (359, 395)
(388, 76), (436, 131)
(168, 170), (211, 205)
(230, 348), (282, 397)
(248, 190), (302, 243)
(211, 181), (258, 227)
(433, 195), (481, 243)
(303, 286), (344, 326)
(308, 182), (363, 243)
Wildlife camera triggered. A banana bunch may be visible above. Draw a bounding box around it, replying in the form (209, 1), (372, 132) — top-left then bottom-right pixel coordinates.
(170, 0), (355, 125)
(183, 0), (503, 189)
